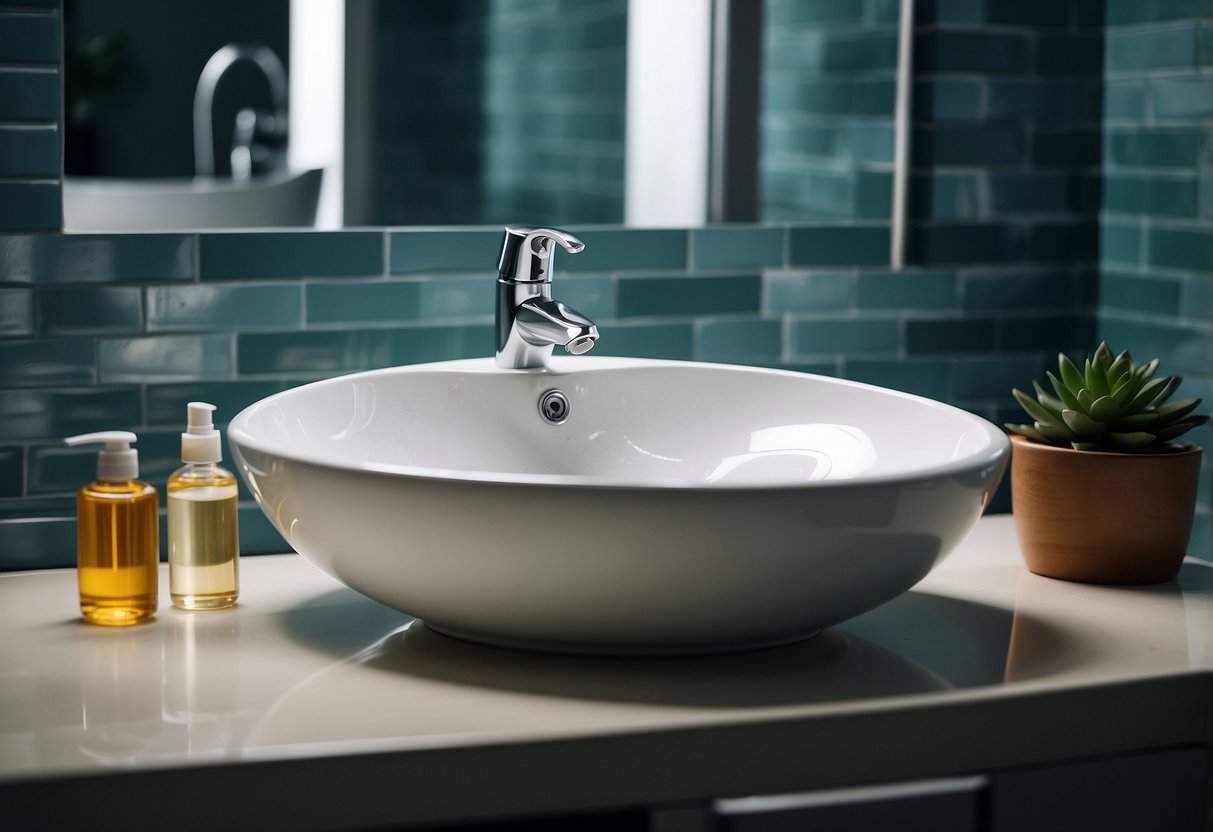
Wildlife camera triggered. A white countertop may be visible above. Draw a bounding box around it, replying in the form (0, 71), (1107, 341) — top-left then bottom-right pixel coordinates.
(1, 515), (1210, 829)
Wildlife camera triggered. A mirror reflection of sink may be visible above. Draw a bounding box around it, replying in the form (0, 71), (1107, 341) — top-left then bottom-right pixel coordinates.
(228, 357), (1010, 655)
(62, 167), (322, 231)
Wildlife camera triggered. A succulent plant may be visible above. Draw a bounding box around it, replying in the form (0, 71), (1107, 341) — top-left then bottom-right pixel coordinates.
(1006, 342), (1208, 452)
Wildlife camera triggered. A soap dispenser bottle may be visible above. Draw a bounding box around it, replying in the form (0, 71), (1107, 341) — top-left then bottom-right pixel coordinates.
(64, 431), (159, 626)
(167, 402), (240, 610)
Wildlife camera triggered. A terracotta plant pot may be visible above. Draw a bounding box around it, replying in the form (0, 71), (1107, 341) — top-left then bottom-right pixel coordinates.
(1009, 435), (1202, 584)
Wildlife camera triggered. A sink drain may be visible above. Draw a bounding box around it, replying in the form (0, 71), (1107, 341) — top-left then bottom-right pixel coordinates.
(538, 389), (570, 425)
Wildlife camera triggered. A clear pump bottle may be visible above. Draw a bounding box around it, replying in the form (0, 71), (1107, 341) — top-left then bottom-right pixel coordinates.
(65, 431), (159, 626)
(168, 402), (240, 610)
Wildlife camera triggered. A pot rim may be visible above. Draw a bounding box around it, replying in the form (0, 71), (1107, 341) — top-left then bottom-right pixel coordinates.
(1008, 433), (1201, 458)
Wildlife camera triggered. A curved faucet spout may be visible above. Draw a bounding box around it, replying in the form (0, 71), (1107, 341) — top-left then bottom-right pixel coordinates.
(194, 43), (288, 178)
(516, 299), (599, 353)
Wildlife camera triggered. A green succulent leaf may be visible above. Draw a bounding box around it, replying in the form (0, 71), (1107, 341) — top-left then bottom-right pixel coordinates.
(1112, 412), (1163, 430)
(1014, 345), (1208, 452)
(1088, 395), (1122, 422)
(1005, 423), (1048, 443)
(1084, 358), (1109, 397)
(1110, 373), (1136, 407)
(1152, 416), (1209, 443)
(1149, 375), (1181, 408)
(1046, 371), (1083, 411)
(1058, 352), (1086, 393)
(1076, 387), (1096, 413)
(1062, 408), (1107, 436)
(1013, 388), (1063, 427)
(1036, 421), (1076, 443)
(1125, 377), (1168, 413)
(1151, 398), (1202, 427)
(1133, 357), (1160, 388)
(1107, 350), (1132, 382)
(1032, 381), (1066, 414)
(1105, 431), (1157, 450)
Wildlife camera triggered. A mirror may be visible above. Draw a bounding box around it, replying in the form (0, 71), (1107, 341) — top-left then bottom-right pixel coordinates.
(62, 0), (902, 230)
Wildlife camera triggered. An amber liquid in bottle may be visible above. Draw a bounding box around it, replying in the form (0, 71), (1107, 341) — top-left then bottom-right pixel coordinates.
(77, 481), (159, 626)
(168, 465), (239, 610)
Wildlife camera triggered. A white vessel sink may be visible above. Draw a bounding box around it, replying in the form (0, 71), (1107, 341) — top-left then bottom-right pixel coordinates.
(228, 357), (1009, 654)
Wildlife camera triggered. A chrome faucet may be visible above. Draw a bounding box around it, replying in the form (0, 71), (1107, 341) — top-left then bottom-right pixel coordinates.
(193, 43), (288, 179)
(495, 227), (599, 369)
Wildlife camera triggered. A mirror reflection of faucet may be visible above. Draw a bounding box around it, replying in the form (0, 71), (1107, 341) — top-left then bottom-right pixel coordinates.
(193, 42), (289, 180)
(495, 226), (600, 370)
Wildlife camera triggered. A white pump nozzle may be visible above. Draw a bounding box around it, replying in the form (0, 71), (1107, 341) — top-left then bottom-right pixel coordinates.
(64, 431), (140, 482)
(182, 401), (222, 463)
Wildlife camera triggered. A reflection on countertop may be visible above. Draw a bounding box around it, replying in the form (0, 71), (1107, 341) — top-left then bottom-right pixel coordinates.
(0, 515), (1208, 779)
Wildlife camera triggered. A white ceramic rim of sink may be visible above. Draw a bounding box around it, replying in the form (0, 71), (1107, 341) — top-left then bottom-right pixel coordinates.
(227, 357), (1010, 491)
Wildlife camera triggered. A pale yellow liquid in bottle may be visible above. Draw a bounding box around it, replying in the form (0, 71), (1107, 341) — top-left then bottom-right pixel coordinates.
(77, 482), (159, 626)
(168, 469), (239, 610)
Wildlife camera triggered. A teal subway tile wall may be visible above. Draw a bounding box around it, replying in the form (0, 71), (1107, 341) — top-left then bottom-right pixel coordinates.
(761, 0), (899, 221)
(373, 0), (628, 226)
(1101, 0), (1213, 552)
(1, 1), (1212, 569)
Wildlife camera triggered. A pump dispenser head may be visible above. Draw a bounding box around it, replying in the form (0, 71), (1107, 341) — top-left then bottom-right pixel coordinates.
(64, 431), (140, 482)
(182, 401), (222, 463)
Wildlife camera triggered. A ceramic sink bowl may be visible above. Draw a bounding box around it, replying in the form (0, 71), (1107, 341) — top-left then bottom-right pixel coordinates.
(228, 357), (1009, 654)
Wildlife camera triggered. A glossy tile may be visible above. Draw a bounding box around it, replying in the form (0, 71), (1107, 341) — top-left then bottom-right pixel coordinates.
(0, 338), (94, 387)
(0, 12), (58, 63)
(905, 318), (996, 354)
(1108, 24), (1197, 71)
(0, 446), (21, 498)
(147, 283), (302, 331)
(788, 226), (889, 266)
(0, 287), (33, 335)
(911, 223), (1028, 266)
(388, 230), (498, 274)
(0, 68), (58, 121)
(200, 231), (384, 279)
(99, 335), (234, 383)
(0, 234), (194, 284)
(691, 227), (784, 269)
(562, 229), (687, 273)
(914, 31), (1031, 74)
(0, 387), (142, 441)
(1000, 314), (1083, 351)
(696, 318), (782, 361)
(238, 505), (290, 555)
(0, 126), (59, 178)
(1149, 227), (1213, 272)
(419, 277), (494, 319)
(857, 270), (958, 309)
(952, 357), (1050, 401)
(765, 271), (852, 312)
(962, 270), (1070, 310)
(0, 516), (76, 570)
(556, 275), (616, 320)
(238, 325), (492, 374)
(38, 286), (142, 335)
(306, 280), (421, 324)
(792, 317), (900, 355)
(0, 183), (59, 232)
(617, 275), (761, 318)
(590, 321), (694, 360)
(1106, 129), (1205, 168)
(844, 358), (952, 399)
(1099, 314), (1213, 377)
(1151, 74), (1213, 119)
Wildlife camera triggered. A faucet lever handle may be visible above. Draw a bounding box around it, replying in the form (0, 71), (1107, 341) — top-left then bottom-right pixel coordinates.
(498, 226), (585, 282)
